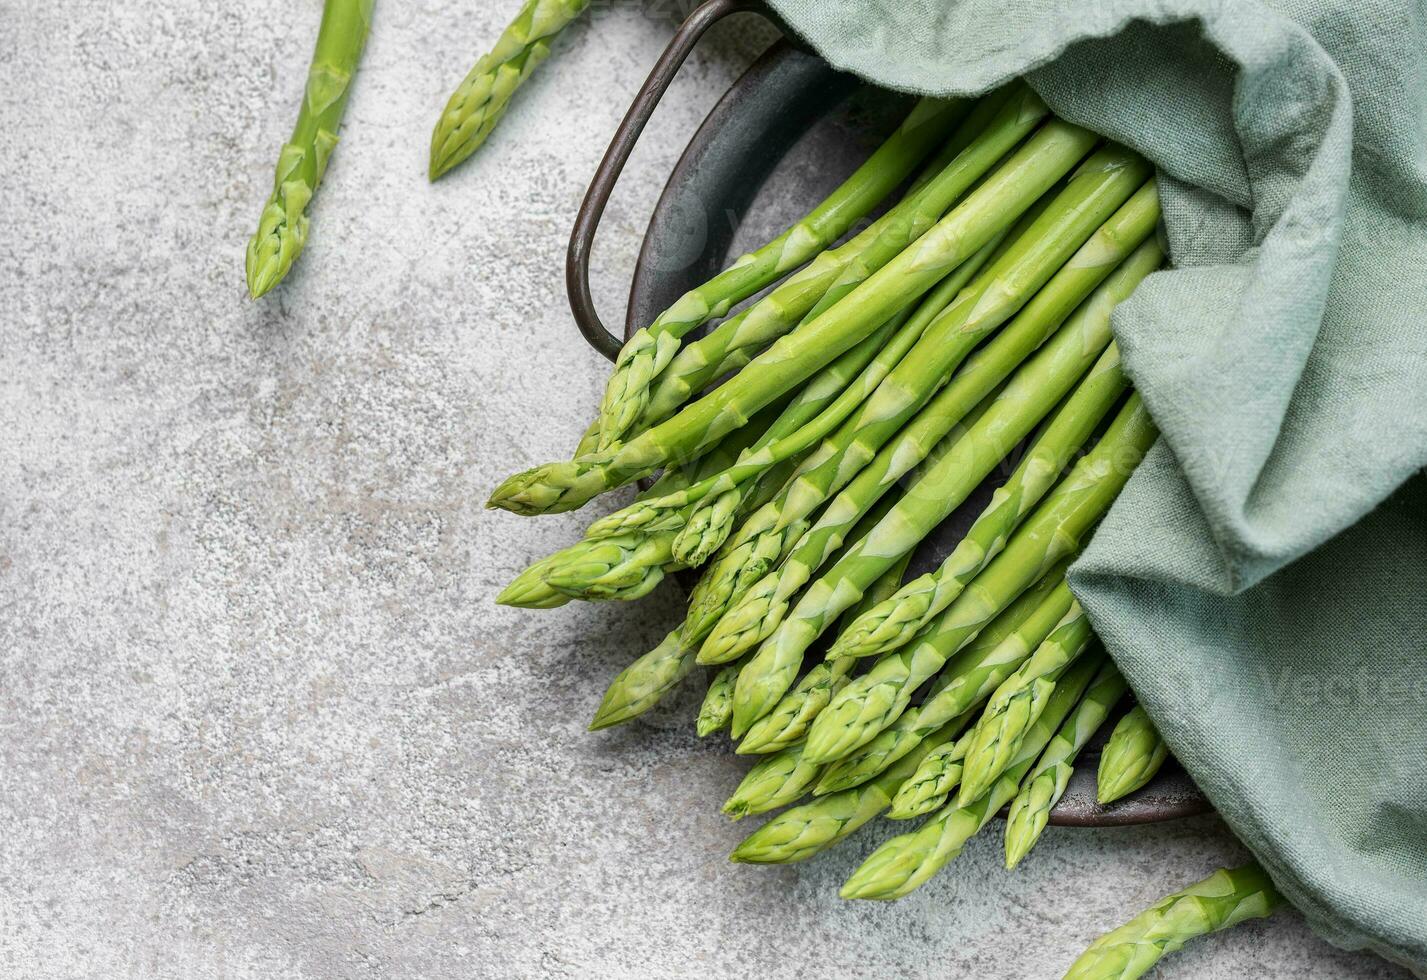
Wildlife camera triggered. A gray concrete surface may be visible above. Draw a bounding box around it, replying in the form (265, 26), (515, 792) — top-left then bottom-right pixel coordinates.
(0, 2), (1410, 978)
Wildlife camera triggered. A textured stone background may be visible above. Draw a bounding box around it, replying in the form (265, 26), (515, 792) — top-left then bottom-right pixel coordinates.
(0, 2), (1409, 978)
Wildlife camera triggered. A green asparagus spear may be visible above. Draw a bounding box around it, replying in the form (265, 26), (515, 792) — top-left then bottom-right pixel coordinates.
(728, 721), (960, 864)
(885, 728), (974, 820)
(245, 0), (374, 298)
(956, 597), (1093, 804)
(840, 655), (1102, 899)
(699, 171), (1156, 671)
(429, 0), (590, 180)
(488, 119), (1098, 515)
(736, 543), (915, 755)
(588, 629), (694, 730)
(721, 740), (822, 820)
(805, 394), (1160, 764)
(592, 97), (968, 451)
(1097, 705), (1169, 804)
(696, 662), (741, 737)
(1004, 659), (1127, 869)
(1063, 863), (1284, 980)
(808, 569), (1066, 795)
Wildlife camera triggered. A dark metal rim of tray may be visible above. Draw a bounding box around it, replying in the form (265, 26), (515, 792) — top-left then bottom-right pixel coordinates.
(563, 0), (1211, 828)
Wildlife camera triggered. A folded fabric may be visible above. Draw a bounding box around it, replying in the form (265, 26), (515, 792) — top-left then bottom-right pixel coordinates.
(765, 0), (1427, 970)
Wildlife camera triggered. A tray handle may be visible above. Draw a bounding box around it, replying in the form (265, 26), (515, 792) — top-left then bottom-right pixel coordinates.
(566, 0), (775, 361)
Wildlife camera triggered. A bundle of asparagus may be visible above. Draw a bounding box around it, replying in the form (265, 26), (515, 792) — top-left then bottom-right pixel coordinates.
(491, 87), (1204, 921)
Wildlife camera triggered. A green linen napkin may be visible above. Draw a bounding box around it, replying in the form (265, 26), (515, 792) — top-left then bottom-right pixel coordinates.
(765, 0), (1427, 970)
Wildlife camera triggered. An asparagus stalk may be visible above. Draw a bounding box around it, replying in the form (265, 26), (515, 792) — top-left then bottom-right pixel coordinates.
(885, 728), (975, 820)
(1063, 863), (1284, 980)
(956, 597), (1093, 804)
(722, 741), (822, 819)
(633, 86), (1045, 437)
(591, 97), (969, 451)
(808, 569), (1066, 795)
(488, 119), (1099, 515)
(1005, 659), (1127, 869)
(245, 0), (374, 298)
(805, 393), (1160, 763)
(1097, 705), (1169, 805)
(736, 544), (915, 755)
(696, 661), (741, 737)
(588, 629), (694, 730)
(728, 721), (960, 864)
(699, 170), (1156, 670)
(428, 0), (590, 180)
(840, 655), (1102, 899)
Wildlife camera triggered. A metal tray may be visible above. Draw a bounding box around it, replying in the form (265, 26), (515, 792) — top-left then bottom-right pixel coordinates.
(566, 0), (1210, 827)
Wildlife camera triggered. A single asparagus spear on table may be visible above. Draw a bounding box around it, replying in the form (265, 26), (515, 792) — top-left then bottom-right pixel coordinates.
(429, 0), (590, 180)
(1004, 658), (1127, 869)
(809, 567), (1066, 795)
(1063, 863), (1283, 980)
(956, 596), (1094, 804)
(1097, 704), (1169, 805)
(245, 0), (374, 299)
(720, 219), (1161, 735)
(697, 166), (1155, 670)
(840, 654), (1103, 900)
(487, 119), (1099, 516)
(727, 719), (961, 864)
(590, 96), (969, 452)
(805, 392), (1161, 765)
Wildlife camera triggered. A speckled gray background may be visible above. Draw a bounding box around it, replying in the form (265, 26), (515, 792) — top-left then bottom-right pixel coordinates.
(0, 2), (1410, 978)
